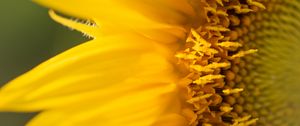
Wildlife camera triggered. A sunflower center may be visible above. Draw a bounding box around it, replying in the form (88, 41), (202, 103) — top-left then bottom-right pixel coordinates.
(176, 0), (300, 125)
(235, 1), (300, 125)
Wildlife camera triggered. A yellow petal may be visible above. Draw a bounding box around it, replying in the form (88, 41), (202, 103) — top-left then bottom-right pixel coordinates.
(0, 33), (178, 111)
(34, 0), (195, 43)
(152, 114), (189, 126)
(34, 0), (195, 26)
(48, 10), (100, 38)
(26, 84), (187, 126)
(49, 10), (188, 44)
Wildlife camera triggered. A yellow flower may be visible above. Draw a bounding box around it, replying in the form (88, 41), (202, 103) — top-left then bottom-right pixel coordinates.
(1, 0), (300, 126)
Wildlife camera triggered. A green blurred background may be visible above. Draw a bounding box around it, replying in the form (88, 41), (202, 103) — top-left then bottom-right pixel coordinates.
(0, 1), (86, 125)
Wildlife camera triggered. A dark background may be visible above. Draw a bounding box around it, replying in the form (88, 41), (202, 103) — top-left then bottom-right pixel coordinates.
(0, 1), (86, 125)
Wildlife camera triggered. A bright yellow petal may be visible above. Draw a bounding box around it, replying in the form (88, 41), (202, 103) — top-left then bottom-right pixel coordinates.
(34, 0), (196, 26)
(152, 114), (189, 126)
(34, 0), (195, 44)
(26, 84), (187, 126)
(48, 10), (188, 44)
(0, 33), (178, 112)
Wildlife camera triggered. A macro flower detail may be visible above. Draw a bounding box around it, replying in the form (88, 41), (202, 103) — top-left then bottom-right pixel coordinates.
(0, 0), (300, 126)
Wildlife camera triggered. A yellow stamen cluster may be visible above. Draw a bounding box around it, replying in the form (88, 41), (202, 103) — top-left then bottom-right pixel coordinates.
(176, 0), (266, 125)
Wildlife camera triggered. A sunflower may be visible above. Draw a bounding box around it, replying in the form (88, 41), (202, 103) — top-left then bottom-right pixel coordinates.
(0, 0), (300, 126)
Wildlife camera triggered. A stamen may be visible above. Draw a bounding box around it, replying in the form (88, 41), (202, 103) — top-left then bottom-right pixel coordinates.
(223, 88), (244, 95)
(176, 0), (266, 125)
(230, 49), (258, 59)
(220, 106), (233, 113)
(193, 75), (224, 86)
(217, 42), (242, 49)
(232, 115), (259, 126)
(205, 26), (230, 32)
(190, 62), (230, 73)
(246, 0), (266, 9)
(187, 94), (213, 103)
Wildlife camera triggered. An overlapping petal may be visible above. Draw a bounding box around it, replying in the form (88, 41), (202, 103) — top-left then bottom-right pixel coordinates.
(26, 84), (187, 126)
(0, 0), (201, 125)
(34, 0), (198, 43)
(34, 0), (196, 26)
(0, 33), (180, 112)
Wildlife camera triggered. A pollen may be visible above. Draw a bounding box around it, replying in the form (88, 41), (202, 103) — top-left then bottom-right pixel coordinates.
(176, 0), (300, 125)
